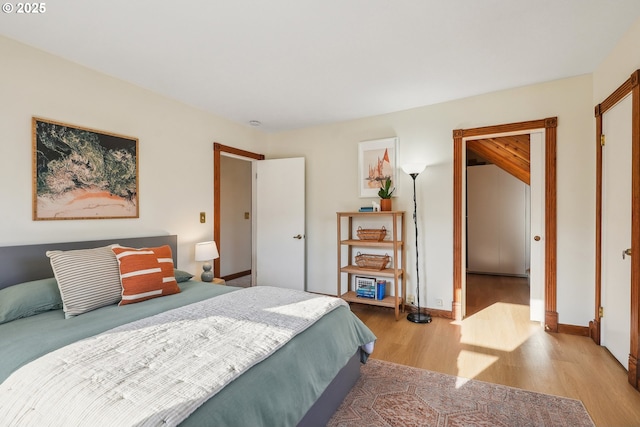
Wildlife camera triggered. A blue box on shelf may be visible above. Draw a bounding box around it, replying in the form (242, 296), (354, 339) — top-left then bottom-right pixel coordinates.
(376, 280), (386, 300)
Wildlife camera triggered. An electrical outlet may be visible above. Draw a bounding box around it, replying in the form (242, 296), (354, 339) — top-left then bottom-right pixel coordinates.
(436, 298), (443, 307)
(407, 295), (415, 304)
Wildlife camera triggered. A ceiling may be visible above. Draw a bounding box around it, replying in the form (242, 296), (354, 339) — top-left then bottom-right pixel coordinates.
(2, 1), (640, 132)
(467, 135), (531, 185)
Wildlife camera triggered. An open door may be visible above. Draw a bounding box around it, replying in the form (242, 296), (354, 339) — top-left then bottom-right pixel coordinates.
(254, 157), (306, 290)
(529, 132), (545, 323)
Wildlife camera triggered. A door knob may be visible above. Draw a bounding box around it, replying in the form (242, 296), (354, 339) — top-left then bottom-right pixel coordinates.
(293, 234), (303, 240)
(534, 236), (541, 241)
(623, 248), (632, 259)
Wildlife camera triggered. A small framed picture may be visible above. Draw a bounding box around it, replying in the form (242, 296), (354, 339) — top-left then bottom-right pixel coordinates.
(358, 137), (398, 198)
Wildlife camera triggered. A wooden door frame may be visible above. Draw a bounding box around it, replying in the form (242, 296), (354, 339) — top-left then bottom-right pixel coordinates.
(593, 70), (640, 389)
(213, 143), (264, 278)
(453, 118), (558, 329)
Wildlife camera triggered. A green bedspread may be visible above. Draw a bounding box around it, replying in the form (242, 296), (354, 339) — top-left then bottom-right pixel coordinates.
(0, 281), (376, 426)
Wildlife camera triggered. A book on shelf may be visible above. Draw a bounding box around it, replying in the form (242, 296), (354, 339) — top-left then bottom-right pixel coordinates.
(355, 276), (376, 298)
(356, 289), (376, 299)
(376, 280), (386, 300)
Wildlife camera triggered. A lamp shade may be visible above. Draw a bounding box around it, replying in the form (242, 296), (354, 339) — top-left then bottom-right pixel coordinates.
(401, 163), (427, 175)
(195, 241), (219, 261)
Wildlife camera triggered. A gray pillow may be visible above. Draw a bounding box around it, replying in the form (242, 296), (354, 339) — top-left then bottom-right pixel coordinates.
(174, 269), (194, 283)
(0, 278), (63, 324)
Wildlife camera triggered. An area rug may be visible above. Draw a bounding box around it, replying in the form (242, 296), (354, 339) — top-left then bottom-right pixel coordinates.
(327, 359), (595, 427)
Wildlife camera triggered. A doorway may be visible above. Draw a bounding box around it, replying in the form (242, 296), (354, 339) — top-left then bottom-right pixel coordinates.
(220, 155), (252, 283)
(213, 144), (307, 290)
(465, 138), (531, 318)
(464, 131), (545, 323)
(453, 118), (558, 330)
(213, 143), (264, 280)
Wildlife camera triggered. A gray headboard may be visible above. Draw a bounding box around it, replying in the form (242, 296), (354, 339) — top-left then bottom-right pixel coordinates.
(0, 235), (178, 290)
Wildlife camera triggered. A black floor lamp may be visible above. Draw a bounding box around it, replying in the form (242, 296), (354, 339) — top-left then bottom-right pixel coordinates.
(402, 163), (432, 324)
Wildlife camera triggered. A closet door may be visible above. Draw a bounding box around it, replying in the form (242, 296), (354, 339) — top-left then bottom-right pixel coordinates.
(601, 94), (632, 368)
(467, 165), (527, 275)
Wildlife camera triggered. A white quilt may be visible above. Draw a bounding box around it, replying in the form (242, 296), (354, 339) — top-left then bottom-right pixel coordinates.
(0, 286), (347, 427)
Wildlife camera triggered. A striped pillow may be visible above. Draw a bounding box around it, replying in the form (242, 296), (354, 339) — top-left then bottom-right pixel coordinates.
(112, 245), (180, 305)
(46, 246), (122, 318)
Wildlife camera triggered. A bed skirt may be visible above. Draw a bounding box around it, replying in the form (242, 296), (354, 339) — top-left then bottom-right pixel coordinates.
(297, 350), (362, 427)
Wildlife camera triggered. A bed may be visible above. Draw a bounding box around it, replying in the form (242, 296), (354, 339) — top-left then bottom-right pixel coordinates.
(0, 235), (376, 427)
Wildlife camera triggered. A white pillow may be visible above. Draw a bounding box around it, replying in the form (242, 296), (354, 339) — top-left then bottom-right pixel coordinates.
(46, 245), (122, 318)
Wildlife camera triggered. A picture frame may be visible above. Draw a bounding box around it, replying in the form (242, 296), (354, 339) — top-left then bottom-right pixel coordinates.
(32, 117), (139, 220)
(358, 137), (398, 198)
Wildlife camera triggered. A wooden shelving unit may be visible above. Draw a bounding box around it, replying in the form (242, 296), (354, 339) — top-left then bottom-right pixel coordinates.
(337, 211), (405, 320)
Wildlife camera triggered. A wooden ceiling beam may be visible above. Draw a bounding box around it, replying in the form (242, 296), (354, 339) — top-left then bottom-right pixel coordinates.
(486, 135), (529, 162)
(467, 135), (531, 185)
(474, 138), (530, 170)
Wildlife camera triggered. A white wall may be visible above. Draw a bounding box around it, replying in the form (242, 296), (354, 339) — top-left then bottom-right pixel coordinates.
(467, 164), (528, 276)
(266, 74), (595, 326)
(0, 36), (266, 275)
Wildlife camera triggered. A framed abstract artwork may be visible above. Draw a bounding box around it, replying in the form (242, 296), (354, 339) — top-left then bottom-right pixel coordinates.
(32, 117), (139, 220)
(358, 137), (398, 198)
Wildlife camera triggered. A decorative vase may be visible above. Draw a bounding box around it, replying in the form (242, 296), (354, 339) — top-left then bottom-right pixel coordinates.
(380, 199), (392, 211)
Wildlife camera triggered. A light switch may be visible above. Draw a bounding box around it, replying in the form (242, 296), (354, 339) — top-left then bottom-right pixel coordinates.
(200, 212), (206, 223)
(244, 212), (250, 220)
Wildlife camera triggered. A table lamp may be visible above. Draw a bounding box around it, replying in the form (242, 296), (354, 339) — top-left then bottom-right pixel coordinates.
(195, 241), (219, 282)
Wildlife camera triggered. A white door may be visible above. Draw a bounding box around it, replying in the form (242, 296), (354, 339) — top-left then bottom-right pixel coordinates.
(254, 158), (305, 290)
(601, 94), (632, 368)
(529, 131), (545, 323)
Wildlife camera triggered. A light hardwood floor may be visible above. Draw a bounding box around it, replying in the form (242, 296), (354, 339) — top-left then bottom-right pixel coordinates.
(350, 274), (640, 427)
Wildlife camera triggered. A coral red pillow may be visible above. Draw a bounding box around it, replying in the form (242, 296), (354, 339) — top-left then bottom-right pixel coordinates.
(111, 245), (180, 305)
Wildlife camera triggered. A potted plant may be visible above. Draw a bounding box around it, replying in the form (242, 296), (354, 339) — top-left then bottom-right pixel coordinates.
(378, 177), (395, 211)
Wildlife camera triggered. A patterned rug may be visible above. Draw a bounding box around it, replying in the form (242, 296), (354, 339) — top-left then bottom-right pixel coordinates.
(327, 359), (595, 427)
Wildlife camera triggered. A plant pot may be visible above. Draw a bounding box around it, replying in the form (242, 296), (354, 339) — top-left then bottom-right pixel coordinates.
(380, 198), (392, 211)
